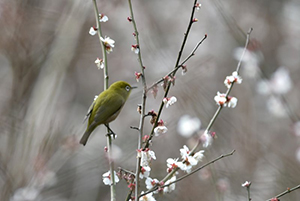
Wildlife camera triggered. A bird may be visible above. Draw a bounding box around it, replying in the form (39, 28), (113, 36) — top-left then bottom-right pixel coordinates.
(80, 81), (136, 146)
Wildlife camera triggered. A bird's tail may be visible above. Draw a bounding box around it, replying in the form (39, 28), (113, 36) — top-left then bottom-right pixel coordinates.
(80, 124), (96, 146)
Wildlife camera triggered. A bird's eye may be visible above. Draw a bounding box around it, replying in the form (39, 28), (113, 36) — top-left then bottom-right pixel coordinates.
(125, 86), (130, 91)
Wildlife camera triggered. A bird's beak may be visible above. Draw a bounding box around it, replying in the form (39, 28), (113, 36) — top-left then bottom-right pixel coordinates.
(131, 86), (138, 89)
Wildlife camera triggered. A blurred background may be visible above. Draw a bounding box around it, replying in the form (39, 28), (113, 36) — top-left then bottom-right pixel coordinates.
(0, 0), (300, 200)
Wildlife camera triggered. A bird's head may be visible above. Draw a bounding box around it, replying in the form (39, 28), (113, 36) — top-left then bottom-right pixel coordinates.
(109, 81), (137, 100)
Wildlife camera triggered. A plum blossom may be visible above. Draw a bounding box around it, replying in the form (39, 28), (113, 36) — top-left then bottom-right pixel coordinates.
(131, 44), (140, 54)
(102, 170), (119, 185)
(257, 67), (292, 95)
(100, 36), (115, 54)
(177, 115), (201, 138)
(139, 166), (151, 179)
(154, 125), (168, 136)
(214, 92), (238, 108)
(163, 96), (177, 108)
(138, 149), (156, 167)
(177, 145), (205, 173)
(139, 191), (156, 201)
(200, 130), (214, 148)
(145, 177), (159, 191)
(99, 14), (108, 22)
(95, 58), (104, 69)
(163, 175), (176, 193)
(89, 26), (97, 36)
(224, 71), (242, 88)
(242, 181), (251, 187)
(166, 158), (180, 172)
(195, 2), (202, 11)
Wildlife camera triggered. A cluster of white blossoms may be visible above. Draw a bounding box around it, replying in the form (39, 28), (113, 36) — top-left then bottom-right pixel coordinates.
(166, 145), (204, 174)
(89, 13), (116, 70)
(224, 71), (242, 88)
(137, 148), (156, 179)
(256, 67), (292, 118)
(89, 14), (109, 36)
(214, 71), (242, 108)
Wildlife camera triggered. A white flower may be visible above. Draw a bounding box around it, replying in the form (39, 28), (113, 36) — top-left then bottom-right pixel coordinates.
(166, 158), (179, 169)
(163, 176), (176, 193)
(99, 14), (108, 22)
(163, 96), (177, 108)
(131, 44), (140, 54)
(139, 191), (156, 201)
(180, 145), (191, 157)
(145, 177), (159, 191)
(100, 36), (115, 54)
(95, 58), (104, 69)
(242, 181), (251, 187)
(200, 131), (213, 148)
(224, 71), (243, 88)
(193, 150), (205, 162)
(179, 145), (197, 173)
(154, 126), (168, 136)
(257, 67), (292, 96)
(195, 3), (202, 11)
(214, 92), (238, 108)
(227, 97), (238, 108)
(102, 170), (119, 185)
(270, 67), (292, 95)
(177, 115), (201, 138)
(177, 145), (205, 173)
(89, 26), (97, 36)
(139, 166), (151, 179)
(139, 149), (156, 167)
(214, 92), (227, 106)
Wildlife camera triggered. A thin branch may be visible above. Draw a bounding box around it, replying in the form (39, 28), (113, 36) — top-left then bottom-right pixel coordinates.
(267, 184), (300, 201)
(92, 0), (108, 88)
(190, 28), (252, 154)
(92, 1), (115, 200)
(144, 0), (200, 149)
(147, 34), (207, 92)
(140, 28), (252, 198)
(140, 150), (235, 197)
(247, 187), (251, 201)
(236, 28), (253, 74)
(127, 0), (147, 200)
(119, 167), (136, 176)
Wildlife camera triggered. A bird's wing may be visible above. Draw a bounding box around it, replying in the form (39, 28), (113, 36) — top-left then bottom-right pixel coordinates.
(93, 93), (125, 124)
(83, 99), (97, 123)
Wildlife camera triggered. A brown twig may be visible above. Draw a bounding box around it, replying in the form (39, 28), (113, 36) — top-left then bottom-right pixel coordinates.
(144, 0), (200, 149)
(127, 0), (147, 200)
(267, 184), (300, 201)
(146, 34), (207, 92)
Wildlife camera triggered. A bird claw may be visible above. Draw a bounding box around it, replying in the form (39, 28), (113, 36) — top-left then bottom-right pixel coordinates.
(106, 132), (117, 139)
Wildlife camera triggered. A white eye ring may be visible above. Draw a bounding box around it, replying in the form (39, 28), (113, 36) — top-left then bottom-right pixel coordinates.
(125, 86), (130, 91)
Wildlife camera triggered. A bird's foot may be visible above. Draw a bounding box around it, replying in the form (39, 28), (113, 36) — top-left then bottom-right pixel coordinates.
(106, 132), (117, 139)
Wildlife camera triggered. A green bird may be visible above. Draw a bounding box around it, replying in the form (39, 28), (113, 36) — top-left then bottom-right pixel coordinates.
(80, 81), (136, 146)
